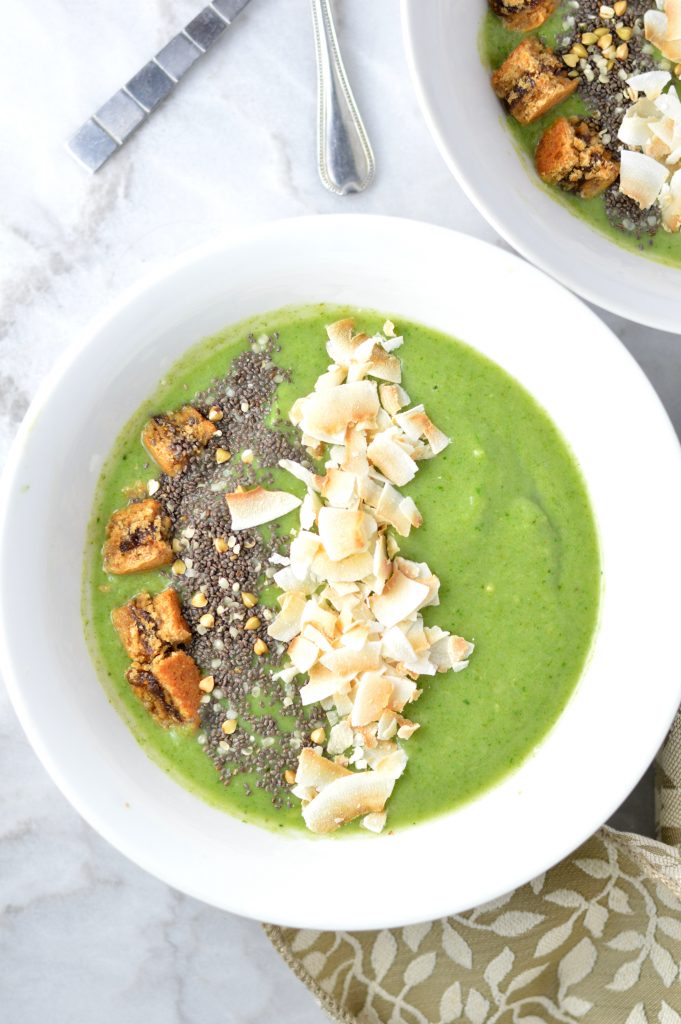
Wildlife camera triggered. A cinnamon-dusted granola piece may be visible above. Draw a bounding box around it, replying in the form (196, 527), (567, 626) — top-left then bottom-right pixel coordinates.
(126, 651), (202, 725)
(102, 499), (173, 575)
(492, 37), (578, 125)
(142, 405), (217, 477)
(112, 588), (191, 661)
(489, 0), (556, 31)
(536, 117), (620, 198)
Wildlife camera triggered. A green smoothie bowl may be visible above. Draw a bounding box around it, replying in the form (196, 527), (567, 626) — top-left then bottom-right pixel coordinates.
(1, 216), (681, 929)
(402, 0), (681, 331)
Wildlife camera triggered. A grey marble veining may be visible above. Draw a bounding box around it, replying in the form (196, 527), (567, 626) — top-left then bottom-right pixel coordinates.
(0, 0), (679, 1020)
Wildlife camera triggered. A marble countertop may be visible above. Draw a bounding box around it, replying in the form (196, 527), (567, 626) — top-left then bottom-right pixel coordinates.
(1, 0), (679, 1020)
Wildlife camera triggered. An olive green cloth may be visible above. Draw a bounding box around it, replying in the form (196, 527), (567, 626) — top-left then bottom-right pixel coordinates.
(266, 713), (681, 1024)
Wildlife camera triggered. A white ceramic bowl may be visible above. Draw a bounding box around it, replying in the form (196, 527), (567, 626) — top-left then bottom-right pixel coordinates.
(2, 215), (681, 930)
(402, 1), (681, 333)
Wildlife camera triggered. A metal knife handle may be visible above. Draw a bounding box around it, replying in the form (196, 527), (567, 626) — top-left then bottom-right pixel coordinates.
(67, 0), (252, 173)
(311, 0), (375, 195)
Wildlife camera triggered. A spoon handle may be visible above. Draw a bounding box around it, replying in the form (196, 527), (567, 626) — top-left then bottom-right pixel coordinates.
(311, 0), (375, 195)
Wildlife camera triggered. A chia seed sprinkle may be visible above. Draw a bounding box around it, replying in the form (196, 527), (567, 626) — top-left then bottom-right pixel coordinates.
(556, 0), (665, 236)
(156, 335), (325, 807)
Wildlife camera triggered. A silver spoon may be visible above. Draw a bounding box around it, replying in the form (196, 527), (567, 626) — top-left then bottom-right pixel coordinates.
(311, 0), (375, 195)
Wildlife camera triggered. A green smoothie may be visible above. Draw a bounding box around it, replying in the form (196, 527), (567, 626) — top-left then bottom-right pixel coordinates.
(83, 304), (600, 833)
(480, 8), (681, 267)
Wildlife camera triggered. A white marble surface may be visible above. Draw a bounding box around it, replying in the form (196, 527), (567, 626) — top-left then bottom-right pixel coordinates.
(1, 0), (680, 1020)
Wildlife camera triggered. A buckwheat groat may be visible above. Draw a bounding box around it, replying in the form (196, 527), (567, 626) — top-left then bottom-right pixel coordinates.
(126, 650), (202, 725)
(112, 588), (191, 661)
(489, 0), (555, 31)
(102, 498), (173, 574)
(536, 117), (620, 198)
(492, 38), (578, 125)
(142, 405), (217, 477)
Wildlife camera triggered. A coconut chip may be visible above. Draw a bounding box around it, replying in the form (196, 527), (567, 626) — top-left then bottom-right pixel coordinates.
(302, 771), (395, 834)
(254, 317), (475, 833)
(226, 486), (302, 530)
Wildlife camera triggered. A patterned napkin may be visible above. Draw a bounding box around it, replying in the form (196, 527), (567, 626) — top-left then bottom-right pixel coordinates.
(266, 713), (681, 1024)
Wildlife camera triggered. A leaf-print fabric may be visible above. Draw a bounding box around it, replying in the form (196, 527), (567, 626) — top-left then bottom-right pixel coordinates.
(267, 713), (681, 1022)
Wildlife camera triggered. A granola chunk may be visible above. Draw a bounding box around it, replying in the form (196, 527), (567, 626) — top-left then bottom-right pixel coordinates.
(126, 651), (202, 725)
(142, 406), (217, 477)
(489, 0), (556, 31)
(102, 499), (174, 575)
(492, 37), (578, 125)
(112, 588), (191, 661)
(536, 116), (620, 198)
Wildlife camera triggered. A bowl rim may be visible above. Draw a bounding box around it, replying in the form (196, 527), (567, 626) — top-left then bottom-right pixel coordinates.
(3, 214), (681, 929)
(400, 0), (681, 334)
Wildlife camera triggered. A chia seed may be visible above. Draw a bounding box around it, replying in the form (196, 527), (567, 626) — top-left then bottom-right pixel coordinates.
(156, 335), (325, 806)
(556, 0), (666, 236)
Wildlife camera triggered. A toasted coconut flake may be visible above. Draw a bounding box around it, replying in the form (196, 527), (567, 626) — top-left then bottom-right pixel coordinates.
(317, 507), (376, 562)
(301, 623), (334, 653)
(301, 599), (339, 639)
(311, 549), (374, 582)
(376, 709), (398, 741)
(300, 381), (379, 444)
(296, 748), (351, 790)
(341, 621), (372, 651)
(315, 365), (347, 391)
(367, 431), (418, 486)
(372, 534), (391, 590)
(288, 634), (321, 673)
(371, 570), (430, 628)
(302, 772), (395, 834)
(618, 113), (654, 149)
(375, 747), (408, 780)
(389, 676), (418, 713)
(395, 405), (450, 455)
(299, 666), (348, 706)
(320, 468), (358, 509)
(226, 487), (301, 530)
(379, 383), (410, 416)
(361, 811), (387, 833)
(320, 643), (381, 681)
(327, 719), (354, 755)
(351, 672), (393, 727)
(645, 9), (681, 60)
(382, 625), (417, 664)
(300, 489), (321, 530)
(278, 459), (321, 491)
(367, 345), (402, 383)
(268, 592), (307, 642)
(325, 318), (358, 366)
(397, 720), (420, 740)
(430, 634), (475, 672)
(668, 0), (681, 40)
(627, 70), (672, 100)
(399, 496), (423, 529)
(620, 149), (670, 209)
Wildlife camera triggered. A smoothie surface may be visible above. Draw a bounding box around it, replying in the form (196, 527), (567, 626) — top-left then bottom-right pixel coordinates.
(84, 304), (600, 833)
